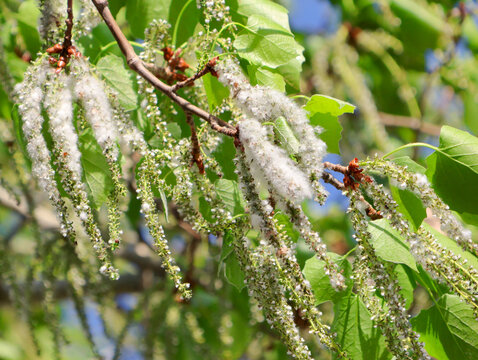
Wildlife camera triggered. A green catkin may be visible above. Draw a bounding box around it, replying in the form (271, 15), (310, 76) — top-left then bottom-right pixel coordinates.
(50, 141), (118, 279)
(348, 191), (429, 360)
(104, 147), (127, 251)
(363, 157), (478, 255)
(136, 153), (192, 300)
(234, 236), (314, 360)
(361, 175), (478, 316)
(25, 223), (48, 357)
(38, 0), (66, 44)
(235, 151), (347, 358)
(282, 200), (346, 290)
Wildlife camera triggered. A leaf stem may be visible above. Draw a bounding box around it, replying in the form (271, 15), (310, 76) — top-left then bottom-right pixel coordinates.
(209, 22), (251, 57)
(289, 95), (310, 101)
(172, 0), (194, 48)
(381, 142), (438, 159)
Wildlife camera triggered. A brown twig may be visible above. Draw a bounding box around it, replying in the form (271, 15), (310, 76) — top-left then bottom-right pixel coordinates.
(323, 161), (348, 174)
(379, 112), (441, 137)
(321, 164), (382, 220)
(46, 0), (81, 73)
(321, 171), (345, 190)
(60, 0), (74, 57)
(90, 0), (237, 137)
(172, 57), (218, 92)
(185, 112), (205, 174)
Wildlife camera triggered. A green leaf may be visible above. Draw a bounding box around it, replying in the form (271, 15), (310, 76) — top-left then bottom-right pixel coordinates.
(215, 179), (245, 216)
(390, 0), (444, 34)
(224, 253), (245, 291)
(78, 23), (118, 62)
(15, 1), (41, 56)
(213, 136), (237, 180)
(273, 211), (299, 243)
(220, 231), (245, 291)
(236, 0), (291, 32)
(108, 0), (126, 17)
(459, 212), (478, 227)
(220, 231), (235, 264)
(247, 66), (286, 92)
(202, 73), (230, 112)
(126, 0), (171, 38)
(390, 185), (426, 231)
(463, 90), (478, 135)
(388, 161), (427, 214)
(392, 156), (426, 174)
(166, 122), (182, 139)
(78, 129), (114, 208)
(414, 264), (449, 298)
(411, 294), (478, 360)
(274, 116), (300, 154)
(303, 252), (352, 305)
(394, 264), (415, 308)
(304, 95), (355, 154)
(332, 293), (390, 360)
(389, 0), (443, 68)
(233, 14), (304, 70)
(233, 0), (303, 88)
(308, 112), (342, 154)
(304, 94), (356, 117)
(96, 54), (137, 111)
(367, 219), (418, 272)
(426, 126), (478, 215)
(17, 1), (41, 56)
(276, 58), (303, 89)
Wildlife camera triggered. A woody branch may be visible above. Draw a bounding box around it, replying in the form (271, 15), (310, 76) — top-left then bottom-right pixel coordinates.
(88, 0), (380, 218)
(90, 0), (237, 137)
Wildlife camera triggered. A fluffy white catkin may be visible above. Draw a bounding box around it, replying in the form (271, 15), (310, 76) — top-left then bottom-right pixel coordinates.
(43, 72), (83, 176)
(217, 59), (327, 185)
(239, 118), (313, 205)
(71, 58), (119, 159)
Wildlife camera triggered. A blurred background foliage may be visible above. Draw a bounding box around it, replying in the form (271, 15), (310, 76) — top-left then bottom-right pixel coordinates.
(0, 0), (478, 359)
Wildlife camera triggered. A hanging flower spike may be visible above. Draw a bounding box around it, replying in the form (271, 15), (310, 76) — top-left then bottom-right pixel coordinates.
(216, 59), (328, 202)
(239, 118), (313, 205)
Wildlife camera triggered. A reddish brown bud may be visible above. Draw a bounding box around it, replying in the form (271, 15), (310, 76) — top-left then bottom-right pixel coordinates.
(162, 47), (174, 61)
(46, 44), (63, 54)
(176, 58), (190, 72)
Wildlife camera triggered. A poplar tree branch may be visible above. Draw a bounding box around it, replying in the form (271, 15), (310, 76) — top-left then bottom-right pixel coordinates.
(171, 57), (218, 92)
(90, 0), (237, 137)
(321, 171), (382, 220)
(90, 0), (378, 220)
(60, 0), (74, 57)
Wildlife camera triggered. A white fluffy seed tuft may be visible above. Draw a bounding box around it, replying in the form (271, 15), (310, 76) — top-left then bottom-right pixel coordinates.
(239, 118), (313, 205)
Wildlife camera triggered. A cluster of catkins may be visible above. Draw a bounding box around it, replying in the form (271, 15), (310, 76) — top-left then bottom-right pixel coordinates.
(14, 54), (195, 303)
(342, 156), (478, 359)
(12, 2), (477, 357)
(215, 59), (352, 359)
(216, 59), (477, 360)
